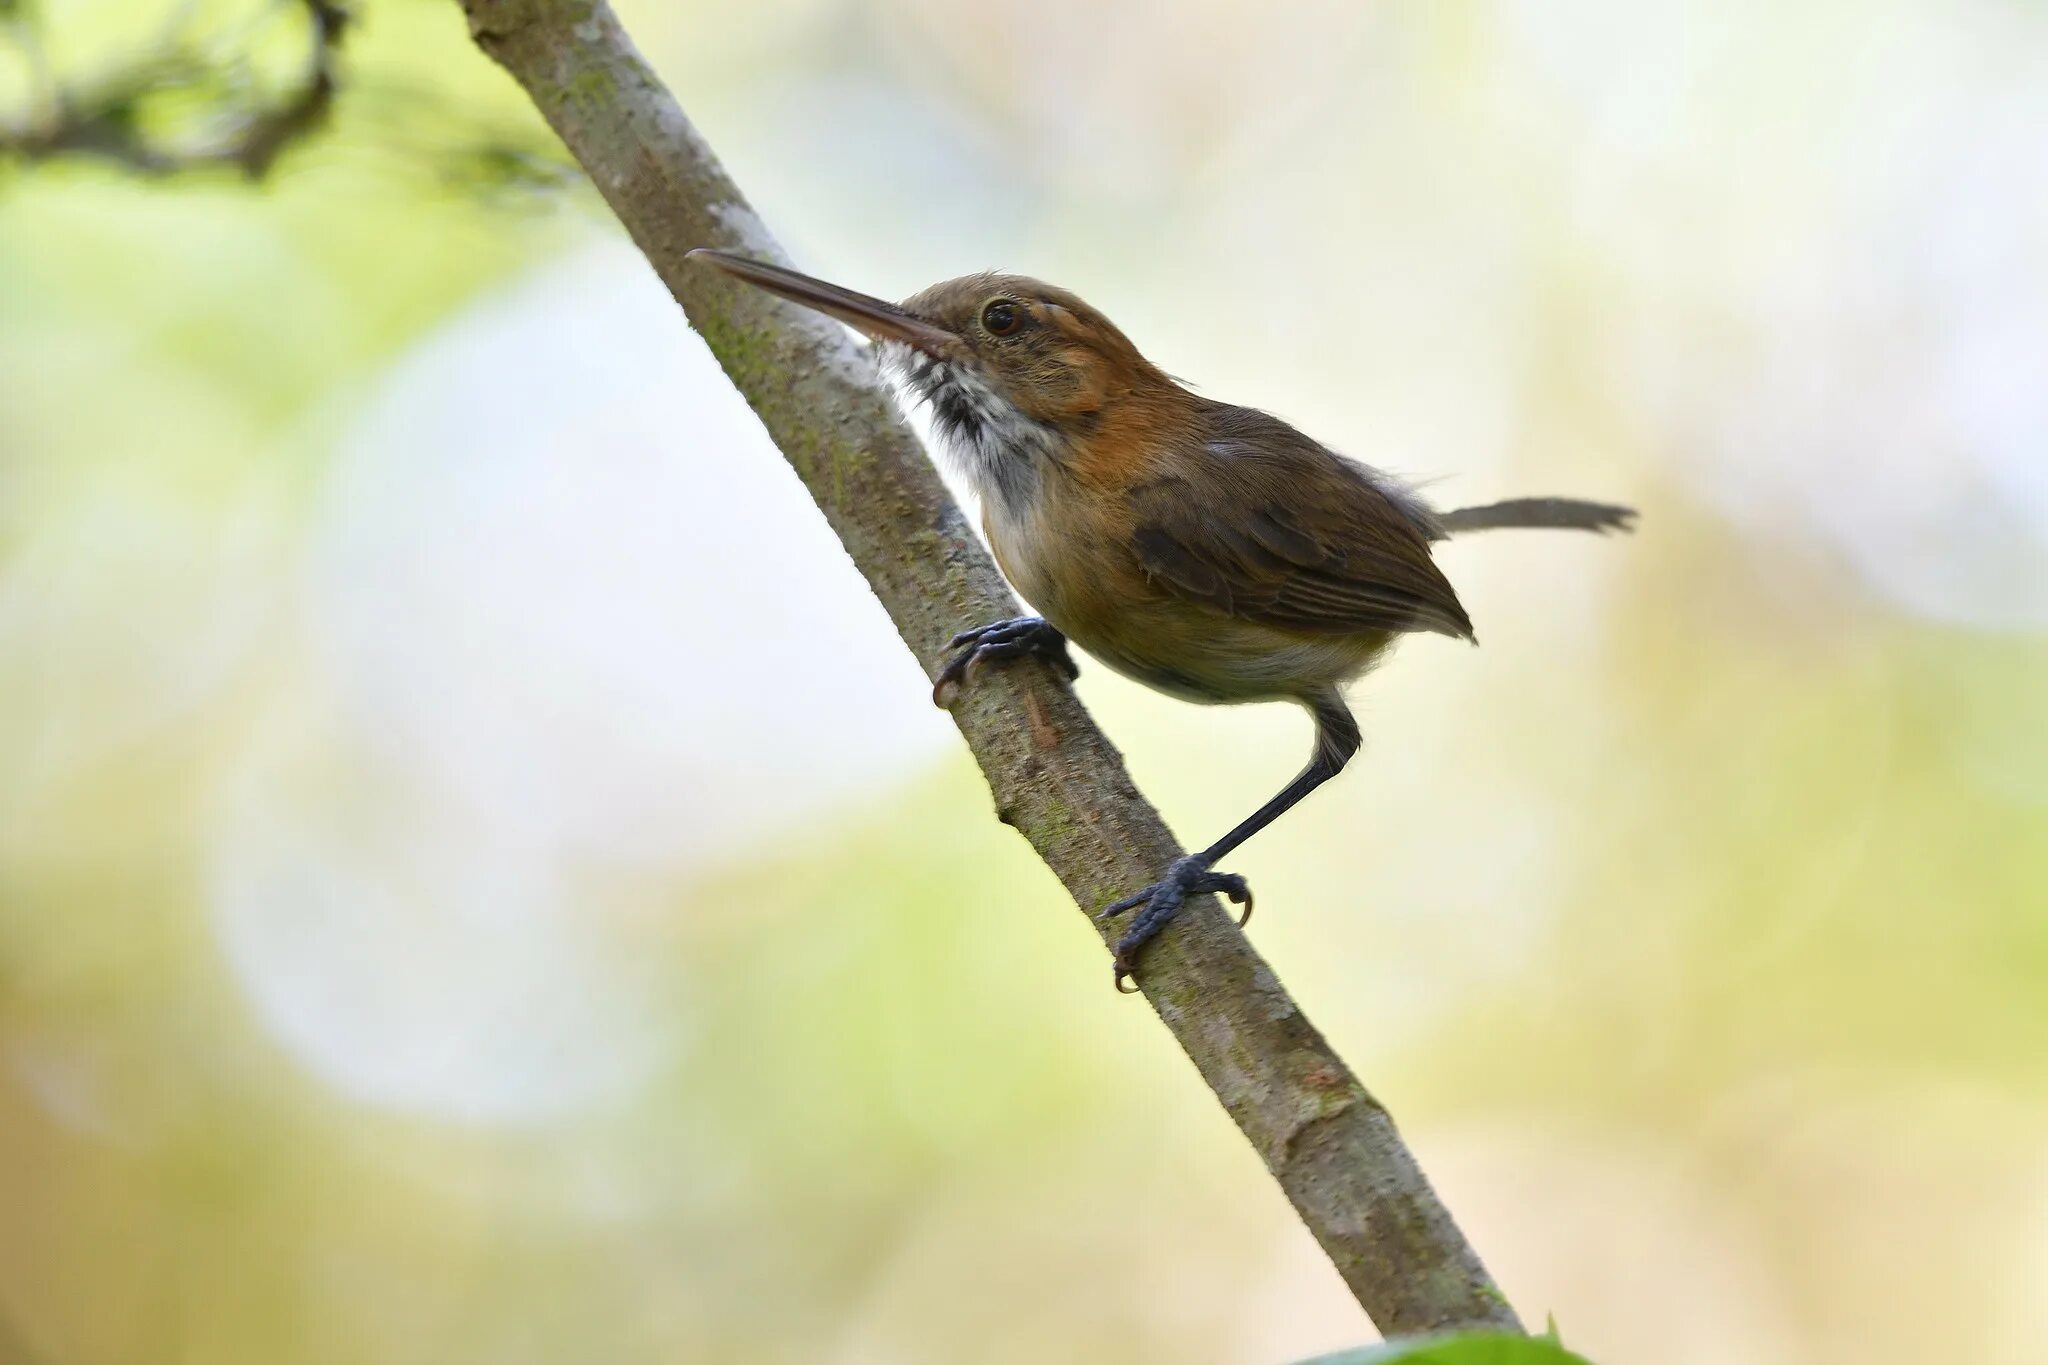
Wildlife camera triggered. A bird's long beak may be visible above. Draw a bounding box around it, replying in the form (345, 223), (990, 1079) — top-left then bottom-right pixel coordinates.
(687, 249), (957, 357)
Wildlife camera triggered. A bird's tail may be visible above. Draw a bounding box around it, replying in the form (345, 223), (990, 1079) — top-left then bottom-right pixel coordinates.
(1434, 497), (1637, 538)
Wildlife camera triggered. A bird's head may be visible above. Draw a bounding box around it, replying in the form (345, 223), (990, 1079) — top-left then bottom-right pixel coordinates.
(689, 250), (1169, 510)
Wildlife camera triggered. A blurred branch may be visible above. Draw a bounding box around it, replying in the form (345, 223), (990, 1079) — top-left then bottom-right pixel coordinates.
(456, 0), (1522, 1340)
(0, 0), (346, 178)
(334, 73), (586, 201)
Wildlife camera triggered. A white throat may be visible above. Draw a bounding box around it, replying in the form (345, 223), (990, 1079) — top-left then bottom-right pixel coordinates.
(881, 344), (1059, 523)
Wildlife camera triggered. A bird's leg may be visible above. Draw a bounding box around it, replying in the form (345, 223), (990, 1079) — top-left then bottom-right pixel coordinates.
(1100, 695), (1362, 992)
(931, 616), (1080, 706)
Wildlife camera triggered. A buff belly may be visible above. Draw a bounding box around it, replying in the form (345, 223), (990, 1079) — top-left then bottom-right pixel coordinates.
(1067, 602), (1395, 705)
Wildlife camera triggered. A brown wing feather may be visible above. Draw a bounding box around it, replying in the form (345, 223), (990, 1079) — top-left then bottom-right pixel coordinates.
(1126, 405), (1474, 641)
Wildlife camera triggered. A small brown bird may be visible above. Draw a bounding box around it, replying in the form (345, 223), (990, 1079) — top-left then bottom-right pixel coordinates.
(691, 249), (1635, 990)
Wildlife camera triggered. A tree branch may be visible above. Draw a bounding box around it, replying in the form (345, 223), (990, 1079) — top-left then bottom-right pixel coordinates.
(457, 0), (1521, 1338)
(0, 0), (346, 179)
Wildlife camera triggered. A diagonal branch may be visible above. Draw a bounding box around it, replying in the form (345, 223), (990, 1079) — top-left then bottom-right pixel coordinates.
(457, 0), (1521, 1338)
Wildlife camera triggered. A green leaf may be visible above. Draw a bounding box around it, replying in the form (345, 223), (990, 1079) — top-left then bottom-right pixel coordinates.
(1292, 1331), (1598, 1365)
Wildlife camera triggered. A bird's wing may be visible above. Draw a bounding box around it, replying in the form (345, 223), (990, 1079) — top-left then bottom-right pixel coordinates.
(1125, 406), (1474, 640)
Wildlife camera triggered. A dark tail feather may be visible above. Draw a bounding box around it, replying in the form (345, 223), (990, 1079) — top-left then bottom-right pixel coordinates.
(1434, 497), (1638, 538)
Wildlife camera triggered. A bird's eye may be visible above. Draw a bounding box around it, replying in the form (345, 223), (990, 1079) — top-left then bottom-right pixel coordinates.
(981, 300), (1022, 336)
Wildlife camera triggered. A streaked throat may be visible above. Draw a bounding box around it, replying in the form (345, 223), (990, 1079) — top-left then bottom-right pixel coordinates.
(882, 344), (1059, 521)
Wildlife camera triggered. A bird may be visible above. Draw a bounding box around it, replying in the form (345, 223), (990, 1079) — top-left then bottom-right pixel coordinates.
(689, 248), (1636, 991)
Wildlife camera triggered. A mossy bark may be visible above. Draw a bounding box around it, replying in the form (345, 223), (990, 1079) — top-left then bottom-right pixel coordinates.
(459, 0), (1523, 1337)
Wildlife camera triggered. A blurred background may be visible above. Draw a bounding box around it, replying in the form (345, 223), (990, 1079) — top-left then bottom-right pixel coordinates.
(4, 1), (2047, 1362)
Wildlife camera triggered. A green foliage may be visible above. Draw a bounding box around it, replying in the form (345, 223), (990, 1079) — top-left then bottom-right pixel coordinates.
(1295, 1333), (1595, 1365)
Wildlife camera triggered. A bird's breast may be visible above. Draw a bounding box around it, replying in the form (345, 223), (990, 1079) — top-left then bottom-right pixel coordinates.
(982, 489), (1099, 630)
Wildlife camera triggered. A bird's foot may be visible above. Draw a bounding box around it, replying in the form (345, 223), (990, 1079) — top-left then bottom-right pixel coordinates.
(931, 616), (1079, 707)
(1097, 855), (1253, 993)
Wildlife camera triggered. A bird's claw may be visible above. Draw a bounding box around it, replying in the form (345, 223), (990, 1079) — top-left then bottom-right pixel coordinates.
(1099, 856), (1253, 993)
(931, 616), (1080, 707)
